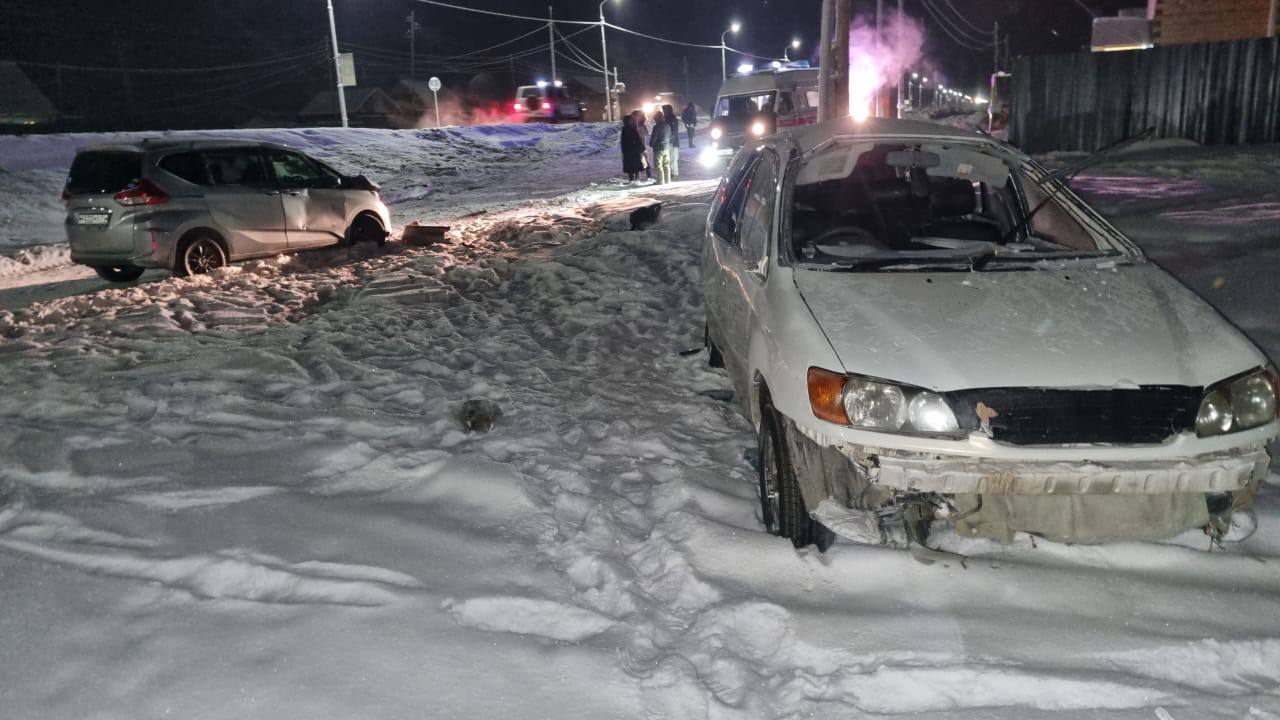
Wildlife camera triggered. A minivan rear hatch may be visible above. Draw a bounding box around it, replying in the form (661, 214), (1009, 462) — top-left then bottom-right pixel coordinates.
(64, 150), (144, 257)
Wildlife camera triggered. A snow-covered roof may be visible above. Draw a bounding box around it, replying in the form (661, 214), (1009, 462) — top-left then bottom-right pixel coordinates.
(0, 62), (58, 119)
(298, 88), (403, 118)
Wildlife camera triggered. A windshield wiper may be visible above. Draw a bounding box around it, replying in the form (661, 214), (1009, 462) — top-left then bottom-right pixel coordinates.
(972, 248), (1122, 269)
(1000, 127), (1155, 245)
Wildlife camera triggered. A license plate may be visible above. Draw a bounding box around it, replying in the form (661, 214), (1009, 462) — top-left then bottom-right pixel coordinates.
(77, 212), (110, 226)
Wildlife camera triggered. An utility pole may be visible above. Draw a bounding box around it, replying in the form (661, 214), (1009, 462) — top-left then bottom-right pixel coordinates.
(326, 0), (348, 128)
(833, 0), (850, 118)
(548, 7), (557, 82)
(406, 11), (420, 88)
(599, 1), (612, 122)
(818, 0), (834, 120)
(682, 56), (690, 99)
(896, 0), (904, 118)
(1269, 0), (1277, 37)
(993, 20), (1000, 75)
(875, 0), (883, 117)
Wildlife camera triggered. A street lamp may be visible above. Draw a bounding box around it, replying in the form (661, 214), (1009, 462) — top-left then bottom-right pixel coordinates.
(783, 39), (800, 62)
(599, 0), (619, 122)
(721, 22), (741, 80)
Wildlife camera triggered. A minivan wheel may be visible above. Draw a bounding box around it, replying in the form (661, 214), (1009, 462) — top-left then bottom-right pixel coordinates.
(94, 265), (145, 283)
(758, 398), (834, 550)
(177, 235), (227, 276)
(347, 214), (386, 247)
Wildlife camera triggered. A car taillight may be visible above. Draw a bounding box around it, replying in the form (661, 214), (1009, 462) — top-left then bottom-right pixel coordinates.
(114, 179), (169, 206)
(542, 102), (552, 110)
(513, 102), (523, 111)
(61, 188), (71, 207)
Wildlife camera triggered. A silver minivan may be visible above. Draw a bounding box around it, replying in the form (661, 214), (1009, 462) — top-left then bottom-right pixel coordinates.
(63, 140), (391, 282)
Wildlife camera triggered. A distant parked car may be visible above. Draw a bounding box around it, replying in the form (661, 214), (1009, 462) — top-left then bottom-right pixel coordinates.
(63, 140), (390, 282)
(702, 117), (1278, 552)
(511, 82), (583, 123)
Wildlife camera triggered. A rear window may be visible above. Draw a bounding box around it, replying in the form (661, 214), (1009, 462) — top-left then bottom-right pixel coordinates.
(159, 152), (209, 185)
(66, 151), (142, 195)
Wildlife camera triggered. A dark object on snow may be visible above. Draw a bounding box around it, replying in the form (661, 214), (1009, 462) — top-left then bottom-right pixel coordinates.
(629, 203), (662, 231)
(700, 389), (735, 403)
(458, 399), (502, 433)
(402, 223), (451, 247)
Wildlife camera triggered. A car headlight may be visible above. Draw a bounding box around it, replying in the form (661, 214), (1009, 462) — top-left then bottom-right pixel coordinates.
(750, 121), (767, 137)
(1197, 367), (1279, 437)
(807, 368), (960, 435)
(710, 126), (723, 140)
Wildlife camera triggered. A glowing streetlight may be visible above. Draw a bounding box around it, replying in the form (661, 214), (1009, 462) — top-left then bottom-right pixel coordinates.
(721, 22), (742, 80)
(784, 38), (801, 61)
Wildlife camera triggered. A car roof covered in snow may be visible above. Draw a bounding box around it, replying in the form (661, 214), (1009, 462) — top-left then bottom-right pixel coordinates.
(76, 139), (300, 155)
(778, 117), (1013, 155)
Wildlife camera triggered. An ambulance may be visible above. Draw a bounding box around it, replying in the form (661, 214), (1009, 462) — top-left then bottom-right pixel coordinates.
(700, 62), (820, 167)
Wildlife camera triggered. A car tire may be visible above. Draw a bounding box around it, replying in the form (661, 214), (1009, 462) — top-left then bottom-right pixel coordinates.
(758, 397), (834, 550)
(175, 234), (227, 277)
(94, 265), (145, 283)
(347, 214), (386, 247)
(705, 323), (725, 368)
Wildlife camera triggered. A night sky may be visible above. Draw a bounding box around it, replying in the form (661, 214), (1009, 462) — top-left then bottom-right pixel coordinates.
(3, 0), (1137, 130)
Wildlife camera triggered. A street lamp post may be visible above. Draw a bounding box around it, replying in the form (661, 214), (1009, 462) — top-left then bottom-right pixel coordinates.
(721, 22), (741, 80)
(599, 0), (617, 122)
(783, 39), (800, 62)
(325, 0), (348, 128)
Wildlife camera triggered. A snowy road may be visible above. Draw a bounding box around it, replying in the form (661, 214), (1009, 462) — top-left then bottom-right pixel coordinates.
(1, 127), (1279, 719)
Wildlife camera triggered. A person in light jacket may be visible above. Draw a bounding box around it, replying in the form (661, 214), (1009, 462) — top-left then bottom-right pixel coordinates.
(662, 104), (680, 179)
(648, 110), (672, 185)
(681, 102), (698, 148)
(633, 110), (653, 180)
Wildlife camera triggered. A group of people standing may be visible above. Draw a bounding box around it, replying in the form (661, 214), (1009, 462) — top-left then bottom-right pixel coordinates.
(620, 102), (698, 185)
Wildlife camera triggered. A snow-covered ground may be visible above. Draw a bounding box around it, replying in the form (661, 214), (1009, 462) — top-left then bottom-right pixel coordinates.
(1, 125), (1278, 719)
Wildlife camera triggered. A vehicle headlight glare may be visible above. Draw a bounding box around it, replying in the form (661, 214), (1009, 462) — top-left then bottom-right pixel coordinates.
(750, 121), (766, 137)
(907, 392), (959, 433)
(842, 378), (908, 430)
(1229, 372), (1277, 429)
(1196, 390), (1233, 436)
(710, 127), (723, 140)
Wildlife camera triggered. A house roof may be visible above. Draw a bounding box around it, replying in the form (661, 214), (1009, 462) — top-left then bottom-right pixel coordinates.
(298, 87), (402, 117)
(0, 62), (58, 118)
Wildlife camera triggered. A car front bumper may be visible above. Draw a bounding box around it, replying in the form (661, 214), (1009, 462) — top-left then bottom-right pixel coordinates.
(785, 417), (1277, 544)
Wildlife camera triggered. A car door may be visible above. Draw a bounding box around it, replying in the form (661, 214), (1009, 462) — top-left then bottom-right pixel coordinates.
(707, 150), (763, 388)
(721, 150), (780, 391)
(266, 148), (348, 249)
(200, 148), (288, 258)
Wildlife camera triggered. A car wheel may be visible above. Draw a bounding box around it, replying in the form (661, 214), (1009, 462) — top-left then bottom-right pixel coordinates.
(176, 234), (227, 277)
(347, 214), (386, 247)
(758, 397), (833, 550)
(705, 323), (725, 368)
(94, 265), (145, 283)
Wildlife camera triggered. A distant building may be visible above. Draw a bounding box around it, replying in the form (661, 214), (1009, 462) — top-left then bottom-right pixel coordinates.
(1093, 2), (1277, 51)
(298, 88), (404, 128)
(0, 62), (60, 128)
(1149, 0), (1276, 46)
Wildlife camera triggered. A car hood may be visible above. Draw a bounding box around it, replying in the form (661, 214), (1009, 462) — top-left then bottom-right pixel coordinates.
(793, 262), (1264, 391)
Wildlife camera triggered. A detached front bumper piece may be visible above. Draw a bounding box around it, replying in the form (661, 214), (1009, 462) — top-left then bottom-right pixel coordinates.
(784, 419), (1272, 545)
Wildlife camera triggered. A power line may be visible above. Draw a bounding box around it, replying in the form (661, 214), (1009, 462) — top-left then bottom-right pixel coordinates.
(9, 46), (329, 74)
(918, 0), (994, 48)
(932, 0), (993, 37)
(410, 0), (596, 26)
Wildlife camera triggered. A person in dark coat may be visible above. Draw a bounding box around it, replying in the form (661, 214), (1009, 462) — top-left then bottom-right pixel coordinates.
(648, 110), (672, 185)
(661, 104), (680, 179)
(620, 113), (646, 182)
(681, 102), (698, 148)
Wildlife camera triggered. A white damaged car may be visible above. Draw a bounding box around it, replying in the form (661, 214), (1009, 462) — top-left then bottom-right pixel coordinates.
(701, 117), (1278, 552)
